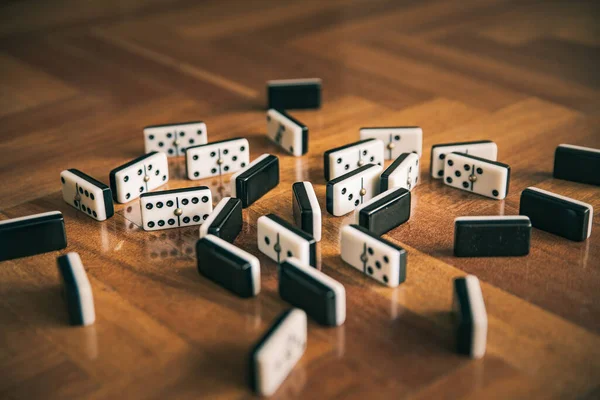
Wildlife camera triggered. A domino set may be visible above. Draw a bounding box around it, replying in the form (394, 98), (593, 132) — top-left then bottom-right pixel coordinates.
(3, 76), (598, 397)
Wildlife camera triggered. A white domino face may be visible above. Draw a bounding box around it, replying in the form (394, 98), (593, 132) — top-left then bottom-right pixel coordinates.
(144, 121), (207, 157)
(140, 187), (213, 231)
(257, 216), (312, 266)
(186, 138), (250, 180)
(325, 139), (384, 180)
(111, 152), (169, 203)
(359, 127), (423, 160)
(384, 153), (420, 192)
(253, 309), (307, 396)
(443, 153), (510, 200)
(453, 275), (487, 359)
(431, 141), (497, 179)
(266, 109), (306, 157)
(60, 170), (111, 221)
(327, 164), (383, 216)
(340, 225), (403, 287)
(60, 252), (95, 326)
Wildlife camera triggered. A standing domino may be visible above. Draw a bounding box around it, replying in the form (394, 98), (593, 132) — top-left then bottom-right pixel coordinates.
(109, 152), (169, 203)
(230, 154), (279, 208)
(144, 121), (207, 157)
(60, 169), (114, 221)
(380, 153), (420, 192)
(359, 126), (423, 160)
(140, 187), (212, 231)
(279, 257), (345, 326)
(323, 139), (384, 181)
(185, 138), (250, 180)
(454, 216), (531, 257)
(430, 141), (497, 179)
(553, 144), (600, 186)
(443, 153), (510, 200)
(326, 164), (383, 217)
(199, 197), (243, 243)
(453, 275), (487, 359)
(57, 252), (95, 326)
(257, 214), (317, 267)
(196, 234), (260, 297)
(249, 309), (307, 396)
(340, 224), (407, 287)
(292, 182), (321, 242)
(266, 109), (308, 156)
(355, 187), (411, 236)
(519, 187), (593, 242)
(0, 211), (67, 262)
(267, 78), (321, 110)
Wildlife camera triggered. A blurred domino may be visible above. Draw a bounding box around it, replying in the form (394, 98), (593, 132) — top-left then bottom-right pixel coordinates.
(430, 140), (497, 179)
(109, 152), (169, 203)
(266, 109), (308, 156)
(57, 252), (95, 326)
(453, 275), (487, 359)
(196, 234), (260, 297)
(267, 78), (321, 110)
(249, 309), (307, 396)
(199, 197), (243, 243)
(553, 144), (600, 186)
(292, 182), (321, 242)
(454, 216), (531, 257)
(230, 154), (279, 208)
(355, 187), (411, 236)
(359, 126), (422, 160)
(60, 169), (114, 221)
(143, 121), (207, 157)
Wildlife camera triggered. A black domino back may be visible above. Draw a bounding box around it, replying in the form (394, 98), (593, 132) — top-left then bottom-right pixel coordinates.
(249, 309), (295, 393)
(0, 212), (67, 262)
(57, 254), (85, 325)
(196, 237), (256, 298)
(553, 145), (600, 186)
(358, 188), (411, 236)
(429, 140), (494, 176)
(109, 152), (157, 201)
(68, 169), (115, 218)
(323, 139), (377, 181)
(207, 198), (243, 243)
(454, 278), (474, 356)
(292, 182), (314, 238)
(267, 80), (321, 110)
(519, 188), (591, 241)
(349, 224), (407, 284)
(454, 218), (531, 257)
(266, 214), (317, 267)
(380, 153), (411, 192)
(236, 155), (279, 208)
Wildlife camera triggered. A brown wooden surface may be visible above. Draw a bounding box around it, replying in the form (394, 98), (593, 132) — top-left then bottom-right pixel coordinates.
(1, 0), (600, 398)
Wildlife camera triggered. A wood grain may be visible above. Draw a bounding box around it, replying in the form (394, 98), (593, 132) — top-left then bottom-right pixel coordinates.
(1, 0), (599, 398)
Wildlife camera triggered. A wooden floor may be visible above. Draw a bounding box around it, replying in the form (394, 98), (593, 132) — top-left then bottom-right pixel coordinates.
(1, 0), (600, 398)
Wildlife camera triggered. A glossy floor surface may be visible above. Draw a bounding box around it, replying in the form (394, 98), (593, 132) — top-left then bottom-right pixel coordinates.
(1, 0), (600, 398)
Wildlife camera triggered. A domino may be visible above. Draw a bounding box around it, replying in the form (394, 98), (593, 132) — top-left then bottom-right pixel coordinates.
(57, 252), (95, 326)
(340, 224), (407, 287)
(266, 109), (308, 156)
(443, 153), (510, 200)
(144, 121), (207, 157)
(519, 187), (593, 242)
(230, 154), (279, 208)
(553, 144), (600, 186)
(453, 275), (487, 359)
(249, 309), (307, 396)
(199, 197), (243, 243)
(430, 140), (497, 179)
(324, 138), (384, 181)
(326, 164), (383, 217)
(279, 257), (345, 326)
(185, 138), (250, 180)
(380, 152), (420, 192)
(355, 187), (411, 236)
(60, 169), (115, 221)
(140, 186), (213, 231)
(196, 234), (260, 297)
(454, 216), (531, 257)
(109, 152), (169, 203)
(292, 182), (321, 242)
(359, 126), (423, 160)
(0, 211), (67, 262)
(257, 214), (317, 267)
(267, 78), (321, 110)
